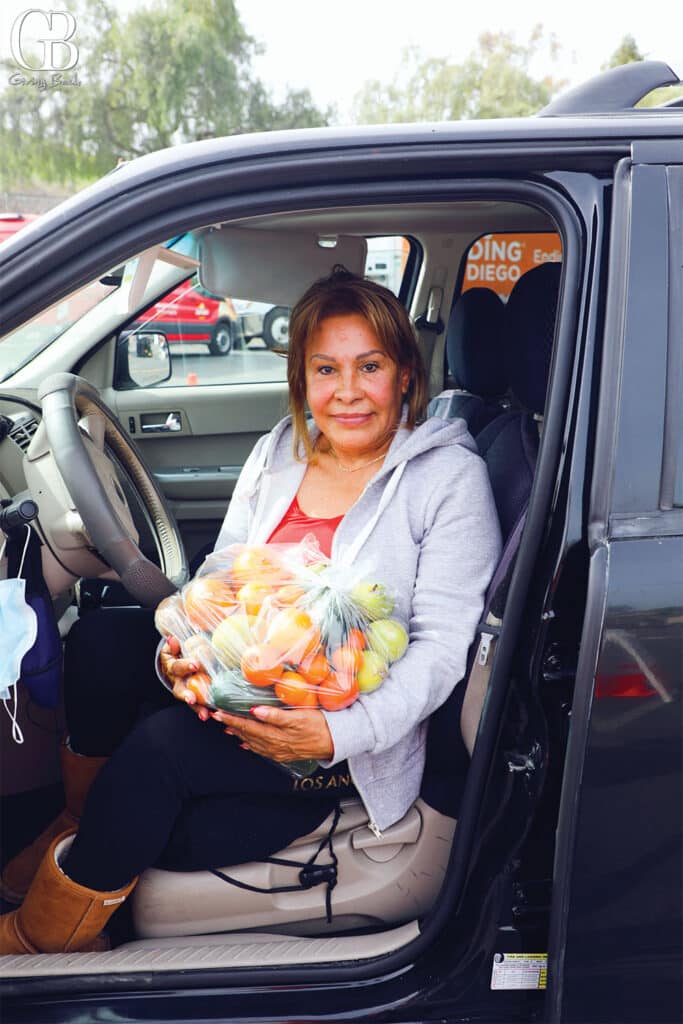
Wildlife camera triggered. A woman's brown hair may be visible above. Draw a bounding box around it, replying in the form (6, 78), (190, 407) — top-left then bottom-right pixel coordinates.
(287, 266), (428, 459)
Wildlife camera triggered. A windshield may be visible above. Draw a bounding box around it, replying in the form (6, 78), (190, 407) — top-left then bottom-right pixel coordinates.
(0, 233), (198, 382)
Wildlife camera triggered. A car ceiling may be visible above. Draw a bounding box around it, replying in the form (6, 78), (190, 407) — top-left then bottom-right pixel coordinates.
(218, 200), (555, 236)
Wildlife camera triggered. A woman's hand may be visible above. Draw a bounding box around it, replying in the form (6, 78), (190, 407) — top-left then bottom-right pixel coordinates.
(159, 636), (211, 722)
(211, 705), (334, 763)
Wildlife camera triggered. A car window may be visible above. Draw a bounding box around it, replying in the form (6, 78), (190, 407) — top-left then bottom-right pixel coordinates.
(365, 236), (412, 295)
(0, 233), (198, 383)
(115, 236), (414, 390)
(460, 231), (562, 301)
(0, 277), (120, 381)
(0, 212), (38, 245)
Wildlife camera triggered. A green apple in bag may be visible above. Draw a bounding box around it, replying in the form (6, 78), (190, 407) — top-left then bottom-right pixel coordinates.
(211, 614), (257, 668)
(356, 649), (388, 693)
(349, 580), (394, 619)
(367, 619), (409, 663)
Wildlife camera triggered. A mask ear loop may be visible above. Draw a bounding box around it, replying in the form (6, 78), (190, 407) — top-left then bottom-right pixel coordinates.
(0, 524), (32, 577)
(2, 684), (24, 744)
(17, 523), (31, 579)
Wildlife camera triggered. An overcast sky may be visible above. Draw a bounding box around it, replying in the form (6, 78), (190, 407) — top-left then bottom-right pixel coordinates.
(238, 0), (683, 118)
(1, 0), (681, 120)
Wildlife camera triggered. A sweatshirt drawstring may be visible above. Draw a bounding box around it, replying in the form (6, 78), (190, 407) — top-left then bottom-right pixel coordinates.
(335, 461), (407, 566)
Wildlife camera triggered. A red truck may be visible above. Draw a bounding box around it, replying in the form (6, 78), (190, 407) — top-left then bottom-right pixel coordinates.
(0, 213), (38, 245)
(135, 276), (239, 355)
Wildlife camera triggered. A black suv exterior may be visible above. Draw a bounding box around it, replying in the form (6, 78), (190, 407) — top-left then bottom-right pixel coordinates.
(0, 60), (681, 1024)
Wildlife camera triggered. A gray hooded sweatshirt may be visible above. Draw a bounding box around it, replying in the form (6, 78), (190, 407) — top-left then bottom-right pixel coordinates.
(209, 413), (501, 832)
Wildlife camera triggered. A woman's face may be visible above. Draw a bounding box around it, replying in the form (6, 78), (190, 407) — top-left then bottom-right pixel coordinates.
(305, 313), (410, 459)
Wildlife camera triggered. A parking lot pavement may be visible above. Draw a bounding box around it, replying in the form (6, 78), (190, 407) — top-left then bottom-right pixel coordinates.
(167, 344), (287, 386)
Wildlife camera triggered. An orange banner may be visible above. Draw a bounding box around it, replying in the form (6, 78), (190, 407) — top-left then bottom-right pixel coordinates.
(462, 232), (562, 299)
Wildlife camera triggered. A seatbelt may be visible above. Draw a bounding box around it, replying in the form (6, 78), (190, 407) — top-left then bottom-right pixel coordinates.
(460, 506), (528, 755)
(209, 801), (341, 924)
(414, 283), (446, 399)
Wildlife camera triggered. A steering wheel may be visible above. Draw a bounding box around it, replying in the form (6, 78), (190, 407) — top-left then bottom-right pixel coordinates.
(34, 372), (188, 607)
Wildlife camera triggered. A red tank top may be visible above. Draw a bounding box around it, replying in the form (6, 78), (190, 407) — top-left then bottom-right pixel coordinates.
(267, 495), (344, 558)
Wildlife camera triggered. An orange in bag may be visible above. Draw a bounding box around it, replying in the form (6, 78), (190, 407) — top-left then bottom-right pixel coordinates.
(318, 671), (359, 712)
(184, 577), (236, 631)
(299, 651), (330, 685)
(275, 671), (320, 708)
(240, 644), (286, 688)
(266, 608), (321, 663)
(231, 546), (290, 590)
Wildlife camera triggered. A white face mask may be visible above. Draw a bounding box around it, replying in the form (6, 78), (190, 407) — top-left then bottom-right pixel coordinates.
(0, 532), (38, 743)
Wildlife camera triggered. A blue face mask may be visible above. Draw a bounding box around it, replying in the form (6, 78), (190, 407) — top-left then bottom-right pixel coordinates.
(1, 535), (38, 743)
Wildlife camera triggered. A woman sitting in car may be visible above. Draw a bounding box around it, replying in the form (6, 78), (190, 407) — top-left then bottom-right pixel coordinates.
(0, 267), (501, 955)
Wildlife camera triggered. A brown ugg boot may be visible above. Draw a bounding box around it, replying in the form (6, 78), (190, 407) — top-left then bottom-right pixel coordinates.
(0, 831), (136, 955)
(0, 740), (107, 904)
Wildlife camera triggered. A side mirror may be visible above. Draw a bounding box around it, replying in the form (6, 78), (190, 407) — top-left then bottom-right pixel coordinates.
(115, 331), (172, 388)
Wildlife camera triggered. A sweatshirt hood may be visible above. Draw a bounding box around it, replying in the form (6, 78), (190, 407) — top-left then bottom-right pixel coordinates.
(261, 410), (477, 483)
(382, 413), (477, 472)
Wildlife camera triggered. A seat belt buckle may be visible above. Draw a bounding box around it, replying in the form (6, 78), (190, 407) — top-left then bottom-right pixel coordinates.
(478, 633), (493, 666)
(476, 623), (501, 666)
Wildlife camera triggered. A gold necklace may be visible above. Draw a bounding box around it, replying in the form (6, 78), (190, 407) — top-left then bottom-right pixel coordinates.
(327, 447), (388, 473)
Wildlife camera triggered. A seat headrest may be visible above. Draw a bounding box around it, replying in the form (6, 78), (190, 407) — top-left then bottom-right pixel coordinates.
(505, 262), (561, 415)
(446, 288), (507, 398)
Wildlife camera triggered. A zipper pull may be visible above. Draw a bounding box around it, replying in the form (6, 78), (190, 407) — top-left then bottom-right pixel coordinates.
(368, 820), (382, 840)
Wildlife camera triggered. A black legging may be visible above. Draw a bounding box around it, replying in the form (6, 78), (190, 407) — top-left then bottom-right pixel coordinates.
(61, 609), (356, 891)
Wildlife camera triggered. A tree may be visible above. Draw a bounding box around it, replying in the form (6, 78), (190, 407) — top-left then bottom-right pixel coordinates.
(603, 35), (645, 69)
(0, 0), (330, 188)
(602, 34), (683, 108)
(352, 28), (565, 125)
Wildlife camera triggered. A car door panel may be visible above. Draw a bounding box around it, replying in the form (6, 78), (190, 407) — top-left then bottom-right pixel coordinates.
(105, 381), (289, 545)
(548, 155), (683, 1024)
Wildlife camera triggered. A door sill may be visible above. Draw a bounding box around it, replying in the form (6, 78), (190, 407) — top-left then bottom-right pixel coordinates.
(0, 920), (420, 978)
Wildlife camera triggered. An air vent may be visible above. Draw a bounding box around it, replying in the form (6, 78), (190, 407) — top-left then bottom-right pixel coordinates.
(8, 413), (39, 452)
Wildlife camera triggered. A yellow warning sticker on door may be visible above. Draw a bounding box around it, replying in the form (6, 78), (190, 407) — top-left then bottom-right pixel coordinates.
(491, 953), (547, 990)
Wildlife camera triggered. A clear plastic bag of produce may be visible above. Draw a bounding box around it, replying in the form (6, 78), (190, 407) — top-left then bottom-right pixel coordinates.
(154, 535), (409, 776)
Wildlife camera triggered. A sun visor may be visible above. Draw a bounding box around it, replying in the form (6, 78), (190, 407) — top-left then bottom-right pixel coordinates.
(199, 228), (367, 304)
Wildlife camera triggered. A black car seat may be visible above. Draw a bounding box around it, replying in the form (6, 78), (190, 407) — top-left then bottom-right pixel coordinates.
(476, 261), (561, 539)
(427, 287), (507, 434)
(422, 260), (562, 809)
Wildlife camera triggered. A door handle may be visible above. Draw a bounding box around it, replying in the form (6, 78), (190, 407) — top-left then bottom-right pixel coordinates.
(140, 411), (182, 433)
